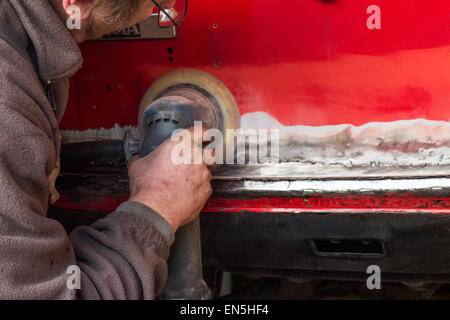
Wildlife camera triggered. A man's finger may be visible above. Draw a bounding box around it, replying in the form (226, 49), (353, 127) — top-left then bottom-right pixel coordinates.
(186, 125), (211, 144)
(127, 155), (140, 169)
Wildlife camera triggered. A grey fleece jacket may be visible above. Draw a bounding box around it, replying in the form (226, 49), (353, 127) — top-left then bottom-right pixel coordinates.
(0, 0), (175, 299)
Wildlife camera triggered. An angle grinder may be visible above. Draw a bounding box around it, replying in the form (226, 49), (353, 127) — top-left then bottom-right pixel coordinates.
(123, 69), (239, 299)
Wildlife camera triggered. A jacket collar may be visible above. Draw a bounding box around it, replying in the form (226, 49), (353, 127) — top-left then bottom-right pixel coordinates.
(9, 0), (83, 82)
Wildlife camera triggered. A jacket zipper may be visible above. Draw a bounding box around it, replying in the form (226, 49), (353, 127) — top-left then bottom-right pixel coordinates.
(46, 80), (57, 117)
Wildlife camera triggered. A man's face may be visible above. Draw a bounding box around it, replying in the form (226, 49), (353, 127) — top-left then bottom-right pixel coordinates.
(74, 0), (176, 41)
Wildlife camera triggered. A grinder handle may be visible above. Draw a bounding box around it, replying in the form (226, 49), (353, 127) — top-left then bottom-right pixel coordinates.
(160, 217), (212, 300)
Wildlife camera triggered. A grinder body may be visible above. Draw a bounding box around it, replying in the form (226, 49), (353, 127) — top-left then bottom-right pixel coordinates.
(124, 93), (212, 300)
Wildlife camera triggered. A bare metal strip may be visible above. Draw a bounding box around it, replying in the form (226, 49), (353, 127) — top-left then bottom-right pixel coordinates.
(212, 163), (450, 180)
(213, 177), (450, 195)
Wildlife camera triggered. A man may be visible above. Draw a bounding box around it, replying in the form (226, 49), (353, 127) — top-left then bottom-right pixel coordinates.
(0, 0), (212, 299)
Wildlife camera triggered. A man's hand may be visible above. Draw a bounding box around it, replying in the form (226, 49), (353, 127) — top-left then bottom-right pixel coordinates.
(128, 127), (213, 232)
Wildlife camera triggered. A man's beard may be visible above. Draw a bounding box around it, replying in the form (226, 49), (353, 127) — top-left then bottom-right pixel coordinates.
(83, 15), (99, 41)
(82, 13), (131, 41)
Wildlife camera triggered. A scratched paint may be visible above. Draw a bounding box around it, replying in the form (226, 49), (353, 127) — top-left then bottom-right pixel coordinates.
(62, 124), (137, 143)
(62, 111), (450, 171)
(240, 112), (450, 168)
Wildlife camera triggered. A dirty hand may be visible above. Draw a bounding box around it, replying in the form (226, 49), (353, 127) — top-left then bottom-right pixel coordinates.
(128, 127), (213, 232)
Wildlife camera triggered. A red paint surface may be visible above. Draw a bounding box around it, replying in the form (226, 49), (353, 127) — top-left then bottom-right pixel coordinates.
(203, 196), (450, 214)
(54, 192), (450, 214)
(61, 0), (450, 130)
(55, 194), (129, 212)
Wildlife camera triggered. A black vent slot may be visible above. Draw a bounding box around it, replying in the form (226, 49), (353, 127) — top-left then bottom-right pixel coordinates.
(311, 239), (386, 258)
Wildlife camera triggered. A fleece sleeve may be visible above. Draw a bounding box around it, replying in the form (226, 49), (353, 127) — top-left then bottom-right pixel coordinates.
(0, 101), (174, 300)
(70, 201), (175, 300)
